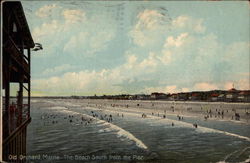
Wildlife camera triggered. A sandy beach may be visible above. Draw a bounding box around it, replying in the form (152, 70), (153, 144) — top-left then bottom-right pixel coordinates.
(54, 99), (250, 124)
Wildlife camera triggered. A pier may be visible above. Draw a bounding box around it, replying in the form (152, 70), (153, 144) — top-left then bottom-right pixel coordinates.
(1, 1), (35, 162)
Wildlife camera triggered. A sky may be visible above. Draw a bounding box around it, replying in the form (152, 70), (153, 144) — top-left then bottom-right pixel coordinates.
(20, 0), (250, 96)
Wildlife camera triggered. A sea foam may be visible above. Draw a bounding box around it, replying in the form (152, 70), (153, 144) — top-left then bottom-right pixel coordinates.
(58, 107), (148, 150)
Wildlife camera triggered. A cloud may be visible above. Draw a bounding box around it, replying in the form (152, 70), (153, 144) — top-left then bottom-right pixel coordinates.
(138, 52), (158, 70)
(129, 12), (205, 47)
(172, 15), (206, 33)
(32, 8), (117, 57)
(62, 9), (86, 23)
(194, 82), (218, 91)
(30, 5), (249, 96)
(63, 30), (116, 56)
(142, 85), (180, 94)
(32, 20), (60, 41)
(181, 88), (190, 92)
(158, 50), (172, 64)
(164, 33), (189, 47)
(35, 4), (58, 18)
(31, 51), (162, 95)
(136, 9), (167, 30)
(224, 82), (234, 90)
(237, 79), (250, 90)
(165, 85), (178, 93)
(129, 9), (171, 47)
(224, 79), (250, 90)
(41, 64), (73, 76)
(126, 55), (137, 69)
(32, 69), (123, 96)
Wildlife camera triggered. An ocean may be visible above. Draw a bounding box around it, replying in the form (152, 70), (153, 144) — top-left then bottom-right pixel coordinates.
(26, 99), (250, 163)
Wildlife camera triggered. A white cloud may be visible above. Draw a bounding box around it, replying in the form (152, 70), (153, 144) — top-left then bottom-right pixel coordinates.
(31, 51), (162, 95)
(158, 50), (172, 64)
(32, 8), (117, 57)
(129, 9), (171, 47)
(136, 9), (165, 30)
(142, 85), (179, 94)
(126, 55), (137, 69)
(224, 79), (250, 90)
(194, 82), (218, 91)
(63, 32), (88, 54)
(165, 85), (178, 93)
(63, 30), (115, 56)
(139, 52), (158, 69)
(237, 79), (250, 90)
(172, 15), (188, 28)
(32, 69), (124, 96)
(164, 33), (189, 47)
(35, 4), (58, 18)
(62, 9), (86, 23)
(224, 82), (234, 90)
(32, 20), (60, 41)
(181, 88), (190, 92)
(42, 64), (73, 76)
(172, 15), (206, 33)
(30, 5), (249, 95)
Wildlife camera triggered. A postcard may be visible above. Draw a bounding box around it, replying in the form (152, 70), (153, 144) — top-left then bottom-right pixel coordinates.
(1, 0), (250, 162)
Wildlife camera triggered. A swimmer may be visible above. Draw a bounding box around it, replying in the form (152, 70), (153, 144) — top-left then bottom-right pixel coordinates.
(193, 123), (198, 128)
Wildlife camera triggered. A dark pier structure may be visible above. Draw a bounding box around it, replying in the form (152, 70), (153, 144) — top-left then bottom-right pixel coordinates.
(1, 1), (35, 162)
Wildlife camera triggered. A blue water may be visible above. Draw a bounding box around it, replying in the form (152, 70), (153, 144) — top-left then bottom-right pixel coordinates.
(27, 99), (250, 163)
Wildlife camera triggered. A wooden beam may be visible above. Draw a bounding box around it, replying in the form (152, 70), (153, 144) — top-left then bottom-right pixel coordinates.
(2, 118), (31, 145)
(18, 79), (23, 126)
(4, 56), (10, 139)
(23, 84), (28, 91)
(28, 48), (30, 116)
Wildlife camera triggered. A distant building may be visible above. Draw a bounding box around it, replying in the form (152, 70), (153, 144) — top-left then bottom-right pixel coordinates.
(226, 88), (239, 102)
(238, 90), (250, 102)
(177, 93), (189, 101)
(168, 93), (177, 101)
(210, 93), (219, 101)
(189, 92), (203, 101)
(134, 94), (149, 100)
(218, 94), (225, 101)
(150, 92), (168, 100)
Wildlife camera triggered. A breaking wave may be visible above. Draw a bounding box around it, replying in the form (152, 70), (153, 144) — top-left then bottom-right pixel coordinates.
(85, 106), (250, 142)
(58, 107), (148, 150)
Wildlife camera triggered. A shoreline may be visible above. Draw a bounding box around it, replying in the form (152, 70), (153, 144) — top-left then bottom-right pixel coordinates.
(33, 98), (250, 125)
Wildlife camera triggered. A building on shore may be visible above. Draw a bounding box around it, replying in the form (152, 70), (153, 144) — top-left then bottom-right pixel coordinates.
(189, 92), (203, 101)
(150, 92), (168, 100)
(1, 1), (35, 162)
(225, 88), (239, 102)
(237, 90), (250, 102)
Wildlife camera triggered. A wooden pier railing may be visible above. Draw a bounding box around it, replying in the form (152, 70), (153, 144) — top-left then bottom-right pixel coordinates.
(3, 117), (31, 162)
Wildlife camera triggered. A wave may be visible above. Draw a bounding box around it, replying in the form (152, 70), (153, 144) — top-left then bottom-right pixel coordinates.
(84, 105), (250, 142)
(217, 147), (250, 163)
(153, 115), (250, 142)
(217, 158), (250, 163)
(58, 107), (148, 150)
